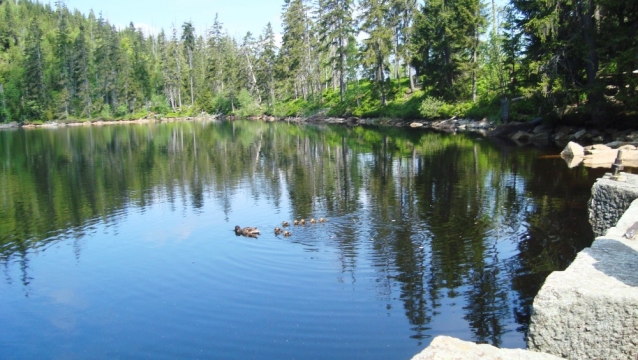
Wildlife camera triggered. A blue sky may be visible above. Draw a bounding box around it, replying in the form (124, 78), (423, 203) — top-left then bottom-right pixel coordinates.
(66, 0), (284, 39)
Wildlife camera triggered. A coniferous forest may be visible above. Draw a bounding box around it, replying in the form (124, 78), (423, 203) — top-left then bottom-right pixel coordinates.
(0, 0), (636, 127)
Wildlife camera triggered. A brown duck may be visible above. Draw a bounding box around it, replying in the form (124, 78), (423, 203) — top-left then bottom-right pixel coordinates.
(234, 225), (260, 237)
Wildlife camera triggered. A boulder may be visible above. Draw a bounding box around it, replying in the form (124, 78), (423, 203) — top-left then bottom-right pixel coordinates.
(412, 336), (562, 360)
(569, 129), (587, 141)
(553, 126), (574, 142)
(528, 196), (638, 359)
(588, 174), (638, 236)
(560, 141), (585, 157)
(410, 122), (424, 128)
(604, 141), (626, 148)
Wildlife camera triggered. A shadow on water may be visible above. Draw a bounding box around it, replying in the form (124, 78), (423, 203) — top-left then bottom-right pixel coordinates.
(0, 120), (605, 355)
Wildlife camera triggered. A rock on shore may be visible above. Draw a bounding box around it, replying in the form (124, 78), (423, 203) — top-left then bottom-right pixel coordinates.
(489, 120), (638, 148)
(560, 141), (638, 168)
(411, 336), (561, 360)
(527, 187), (638, 359)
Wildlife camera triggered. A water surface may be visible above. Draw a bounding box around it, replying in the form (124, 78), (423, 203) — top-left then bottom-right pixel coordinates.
(0, 120), (603, 359)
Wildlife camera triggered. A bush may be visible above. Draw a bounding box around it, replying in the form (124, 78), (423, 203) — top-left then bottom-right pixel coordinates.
(419, 97), (445, 119)
(99, 104), (112, 120)
(150, 94), (171, 114)
(235, 89), (262, 117)
(114, 104), (128, 118)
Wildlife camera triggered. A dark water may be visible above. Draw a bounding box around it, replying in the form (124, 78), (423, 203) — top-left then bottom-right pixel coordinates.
(0, 120), (603, 359)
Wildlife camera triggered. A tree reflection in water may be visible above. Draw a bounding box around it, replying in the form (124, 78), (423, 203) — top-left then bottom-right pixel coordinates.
(0, 120), (603, 347)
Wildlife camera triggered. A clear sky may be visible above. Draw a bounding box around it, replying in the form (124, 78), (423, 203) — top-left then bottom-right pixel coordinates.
(66, 0), (284, 39)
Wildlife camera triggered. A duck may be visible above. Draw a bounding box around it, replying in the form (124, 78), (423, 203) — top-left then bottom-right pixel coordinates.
(293, 219), (299, 226)
(234, 225), (260, 237)
(274, 227), (283, 235)
(310, 218), (317, 224)
(283, 231), (292, 237)
(300, 218), (306, 225)
(319, 217), (328, 223)
(282, 221), (290, 227)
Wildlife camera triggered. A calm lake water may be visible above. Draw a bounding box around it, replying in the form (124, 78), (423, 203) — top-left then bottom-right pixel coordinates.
(0, 120), (604, 359)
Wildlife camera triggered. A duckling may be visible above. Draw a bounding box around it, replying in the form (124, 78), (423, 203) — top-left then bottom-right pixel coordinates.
(319, 217), (328, 223)
(293, 219), (299, 226)
(234, 225), (260, 237)
(300, 218), (306, 225)
(283, 231), (292, 237)
(310, 218), (317, 224)
(282, 221), (290, 227)
(274, 227), (283, 235)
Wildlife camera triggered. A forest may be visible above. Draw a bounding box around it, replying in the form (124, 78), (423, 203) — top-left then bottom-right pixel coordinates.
(0, 0), (636, 128)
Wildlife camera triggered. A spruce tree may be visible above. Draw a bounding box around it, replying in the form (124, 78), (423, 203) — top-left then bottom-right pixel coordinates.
(316, 0), (356, 102)
(359, 0), (393, 106)
(23, 19), (47, 120)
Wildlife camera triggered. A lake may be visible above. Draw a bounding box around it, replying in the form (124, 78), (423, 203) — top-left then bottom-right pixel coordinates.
(0, 120), (603, 359)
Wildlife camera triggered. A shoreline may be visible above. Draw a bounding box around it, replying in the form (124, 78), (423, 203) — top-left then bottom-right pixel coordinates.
(0, 114), (495, 132)
(4, 115), (638, 150)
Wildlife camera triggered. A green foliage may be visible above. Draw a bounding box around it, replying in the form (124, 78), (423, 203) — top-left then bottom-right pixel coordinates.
(419, 97), (445, 119)
(234, 89), (261, 117)
(0, 0), (635, 126)
(150, 94), (171, 115)
(115, 104), (128, 118)
(99, 104), (112, 120)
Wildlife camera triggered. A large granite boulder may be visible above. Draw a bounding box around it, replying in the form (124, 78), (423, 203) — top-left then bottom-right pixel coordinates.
(528, 197), (638, 359)
(412, 336), (562, 360)
(588, 174), (638, 236)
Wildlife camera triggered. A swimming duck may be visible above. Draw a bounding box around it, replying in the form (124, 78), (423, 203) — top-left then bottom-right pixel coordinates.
(274, 227), (283, 235)
(282, 221), (290, 227)
(310, 218), (317, 224)
(300, 219), (306, 225)
(293, 220), (299, 226)
(319, 217), (328, 223)
(283, 231), (292, 237)
(234, 225), (260, 237)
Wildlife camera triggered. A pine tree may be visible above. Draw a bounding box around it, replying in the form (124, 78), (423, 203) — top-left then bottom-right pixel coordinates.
(412, 0), (486, 101)
(54, 0), (72, 118)
(316, 0), (356, 101)
(257, 22), (278, 110)
(72, 24), (92, 117)
(181, 21), (195, 107)
(23, 18), (47, 120)
(279, 0), (313, 100)
(359, 0), (393, 106)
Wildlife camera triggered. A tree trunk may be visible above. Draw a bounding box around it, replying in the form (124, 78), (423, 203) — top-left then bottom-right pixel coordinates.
(578, 0), (603, 126)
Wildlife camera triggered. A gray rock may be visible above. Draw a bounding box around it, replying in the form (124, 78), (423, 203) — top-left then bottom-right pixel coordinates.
(605, 141), (626, 148)
(527, 233), (638, 360)
(553, 126), (574, 141)
(412, 336), (562, 360)
(588, 174), (638, 236)
(570, 129), (587, 141)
